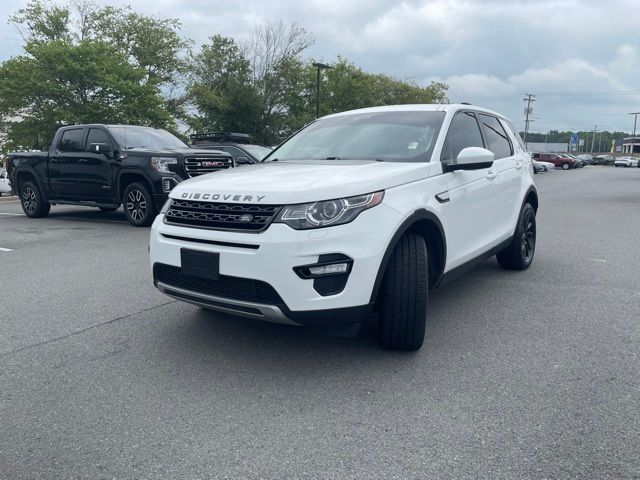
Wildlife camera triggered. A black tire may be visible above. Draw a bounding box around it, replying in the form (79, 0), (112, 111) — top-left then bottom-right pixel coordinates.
(562, 163), (570, 170)
(19, 181), (50, 218)
(122, 182), (155, 227)
(497, 203), (536, 270)
(98, 206), (119, 212)
(377, 233), (428, 351)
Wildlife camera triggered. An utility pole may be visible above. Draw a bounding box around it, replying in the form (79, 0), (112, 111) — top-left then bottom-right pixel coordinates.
(629, 112), (640, 155)
(590, 125), (597, 154)
(312, 62), (332, 119)
(523, 93), (536, 150)
(598, 131), (602, 153)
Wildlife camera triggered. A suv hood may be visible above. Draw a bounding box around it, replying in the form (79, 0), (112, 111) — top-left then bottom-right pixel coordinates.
(170, 160), (431, 204)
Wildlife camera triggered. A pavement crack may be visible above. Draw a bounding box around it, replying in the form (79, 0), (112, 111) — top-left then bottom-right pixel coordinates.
(0, 300), (177, 359)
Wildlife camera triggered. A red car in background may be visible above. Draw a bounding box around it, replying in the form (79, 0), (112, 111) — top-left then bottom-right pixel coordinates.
(531, 152), (577, 170)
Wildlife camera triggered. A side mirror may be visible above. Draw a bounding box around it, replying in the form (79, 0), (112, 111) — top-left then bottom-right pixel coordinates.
(445, 147), (494, 172)
(89, 143), (112, 155)
(235, 156), (252, 165)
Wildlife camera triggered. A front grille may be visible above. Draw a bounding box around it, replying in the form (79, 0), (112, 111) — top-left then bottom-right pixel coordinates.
(154, 263), (284, 305)
(184, 156), (233, 177)
(165, 200), (281, 232)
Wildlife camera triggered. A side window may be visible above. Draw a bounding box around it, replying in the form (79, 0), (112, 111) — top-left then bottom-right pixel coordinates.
(504, 119), (527, 151)
(478, 115), (513, 160)
(86, 128), (111, 149)
(225, 147), (245, 160)
(441, 112), (484, 164)
(58, 129), (85, 152)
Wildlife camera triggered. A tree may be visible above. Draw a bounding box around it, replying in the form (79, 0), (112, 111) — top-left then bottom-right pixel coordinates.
(1, 0), (189, 149)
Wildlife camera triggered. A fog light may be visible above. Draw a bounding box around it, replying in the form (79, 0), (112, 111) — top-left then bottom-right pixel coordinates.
(308, 263), (349, 276)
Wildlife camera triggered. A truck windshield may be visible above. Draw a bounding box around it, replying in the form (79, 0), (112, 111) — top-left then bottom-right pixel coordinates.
(264, 111), (445, 162)
(108, 127), (188, 150)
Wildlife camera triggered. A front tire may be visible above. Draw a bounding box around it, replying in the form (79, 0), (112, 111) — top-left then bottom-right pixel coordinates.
(20, 181), (50, 218)
(562, 163), (570, 170)
(122, 183), (155, 227)
(497, 203), (536, 270)
(377, 233), (428, 351)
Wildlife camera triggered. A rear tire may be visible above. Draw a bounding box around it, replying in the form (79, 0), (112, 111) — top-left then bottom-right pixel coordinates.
(122, 183), (155, 227)
(377, 233), (428, 351)
(497, 203), (536, 270)
(562, 163), (570, 170)
(19, 181), (50, 218)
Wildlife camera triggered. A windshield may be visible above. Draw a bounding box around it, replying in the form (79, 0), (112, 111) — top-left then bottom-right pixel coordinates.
(243, 144), (272, 160)
(265, 111), (445, 162)
(108, 127), (188, 150)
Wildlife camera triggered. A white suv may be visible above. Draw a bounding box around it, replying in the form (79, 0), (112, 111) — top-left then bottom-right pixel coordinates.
(150, 104), (538, 350)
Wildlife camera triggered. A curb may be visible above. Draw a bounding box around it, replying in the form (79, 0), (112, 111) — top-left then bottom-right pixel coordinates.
(0, 195), (18, 203)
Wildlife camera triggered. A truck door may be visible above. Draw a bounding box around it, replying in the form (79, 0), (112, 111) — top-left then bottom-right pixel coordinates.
(49, 127), (87, 199)
(80, 128), (117, 200)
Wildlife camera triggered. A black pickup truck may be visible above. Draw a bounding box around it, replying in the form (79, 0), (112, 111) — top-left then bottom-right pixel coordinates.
(7, 124), (234, 226)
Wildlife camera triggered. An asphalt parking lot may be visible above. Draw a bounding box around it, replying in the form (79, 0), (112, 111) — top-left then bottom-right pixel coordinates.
(1, 166), (639, 479)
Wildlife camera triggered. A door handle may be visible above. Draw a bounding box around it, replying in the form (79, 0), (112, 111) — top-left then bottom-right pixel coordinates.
(486, 170), (498, 179)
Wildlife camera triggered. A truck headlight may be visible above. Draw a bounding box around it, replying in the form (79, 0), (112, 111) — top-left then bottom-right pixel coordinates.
(275, 191), (384, 230)
(151, 157), (178, 173)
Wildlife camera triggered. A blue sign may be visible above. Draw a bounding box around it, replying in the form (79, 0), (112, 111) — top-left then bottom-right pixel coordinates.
(570, 133), (578, 152)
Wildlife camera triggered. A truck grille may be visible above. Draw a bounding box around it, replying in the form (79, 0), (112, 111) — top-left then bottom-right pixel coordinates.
(184, 156), (233, 177)
(164, 200), (281, 232)
(153, 263), (284, 305)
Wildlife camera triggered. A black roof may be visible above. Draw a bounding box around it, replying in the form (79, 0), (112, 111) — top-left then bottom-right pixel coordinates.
(190, 132), (252, 144)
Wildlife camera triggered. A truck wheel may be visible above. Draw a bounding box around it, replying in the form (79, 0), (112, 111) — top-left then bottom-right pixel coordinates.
(497, 203), (536, 270)
(123, 183), (155, 227)
(562, 163), (570, 170)
(20, 181), (50, 218)
(377, 233), (428, 351)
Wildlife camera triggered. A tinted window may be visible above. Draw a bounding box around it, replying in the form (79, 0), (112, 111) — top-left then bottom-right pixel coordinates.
(504, 119), (527, 151)
(441, 112), (484, 164)
(58, 129), (85, 152)
(108, 127), (188, 149)
(266, 111), (445, 163)
(86, 128), (111, 149)
(479, 114), (512, 159)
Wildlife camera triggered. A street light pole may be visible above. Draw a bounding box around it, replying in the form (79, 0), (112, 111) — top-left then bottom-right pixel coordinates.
(312, 62), (332, 119)
(629, 112), (640, 155)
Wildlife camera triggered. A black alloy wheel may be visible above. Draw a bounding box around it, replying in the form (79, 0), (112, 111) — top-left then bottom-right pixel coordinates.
(123, 182), (155, 227)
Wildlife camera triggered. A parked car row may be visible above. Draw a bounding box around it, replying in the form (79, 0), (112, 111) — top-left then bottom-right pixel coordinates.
(530, 151), (639, 172)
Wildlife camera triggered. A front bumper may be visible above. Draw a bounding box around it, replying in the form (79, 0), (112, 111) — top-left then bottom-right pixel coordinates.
(149, 204), (400, 326)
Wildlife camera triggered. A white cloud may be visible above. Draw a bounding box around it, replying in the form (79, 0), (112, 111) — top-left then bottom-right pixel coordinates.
(2, 0), (640, 131)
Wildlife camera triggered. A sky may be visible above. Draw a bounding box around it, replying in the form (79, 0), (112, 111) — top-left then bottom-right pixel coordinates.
(2, 0), (640, 133)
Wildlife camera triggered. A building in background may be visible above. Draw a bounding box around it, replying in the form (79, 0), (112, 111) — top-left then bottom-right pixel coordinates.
(526, 142), (568, 153)
(621, 137), (640, 154)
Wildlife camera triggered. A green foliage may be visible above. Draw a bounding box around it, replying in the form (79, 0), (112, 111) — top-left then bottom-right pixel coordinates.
(522, 130), (628, 153)
(1, 0), (188, 150)
(2, 1), (450, 150)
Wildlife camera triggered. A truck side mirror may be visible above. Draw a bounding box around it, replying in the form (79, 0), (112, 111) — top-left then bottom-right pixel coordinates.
(89, 143), (112, 155)
(235, 156), (252, 165)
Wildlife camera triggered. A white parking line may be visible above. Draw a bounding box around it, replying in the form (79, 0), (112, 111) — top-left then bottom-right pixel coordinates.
(589, 258), (606, 263)
(0, 247), (13, 252)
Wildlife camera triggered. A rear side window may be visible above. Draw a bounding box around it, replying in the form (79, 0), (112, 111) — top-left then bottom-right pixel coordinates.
(86, 128), (110, 149)
(504, 119), (527, 151)
(441, 112), (484, 164)
(58, 129), (85, 152)
(478, 114), (513, 159)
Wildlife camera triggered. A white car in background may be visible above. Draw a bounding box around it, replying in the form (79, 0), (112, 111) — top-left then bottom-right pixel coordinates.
(0, 169), (13, 196)
(614, 157), (639, 167)
(532, 160), (555, 173)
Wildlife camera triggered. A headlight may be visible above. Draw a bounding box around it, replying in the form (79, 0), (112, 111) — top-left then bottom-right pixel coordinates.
(151, 157), (178, 173)
(275, 191), (384, 230)
(159, 198), (172, 215)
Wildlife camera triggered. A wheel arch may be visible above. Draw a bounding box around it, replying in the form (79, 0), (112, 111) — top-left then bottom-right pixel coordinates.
(15, 167), (48, 200)
(525, 185), (538, 212)
(369, 209), (447, 303)
(117, 170), (152, 201)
